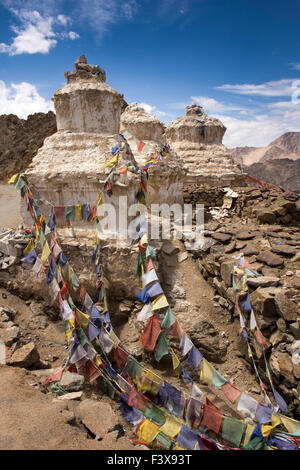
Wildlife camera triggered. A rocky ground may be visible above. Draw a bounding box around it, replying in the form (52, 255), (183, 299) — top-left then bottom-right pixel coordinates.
(0, 183), (299, 449)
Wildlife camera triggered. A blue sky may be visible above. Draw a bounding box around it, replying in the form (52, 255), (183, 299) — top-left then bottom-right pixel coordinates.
(0, 0), (300, 147)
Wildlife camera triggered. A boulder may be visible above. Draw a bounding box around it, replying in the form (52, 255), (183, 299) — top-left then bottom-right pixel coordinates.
(243, 245), (259, 256)
(277, 353), (296, 384)
(250, 287), (279, 319)
(236, 231), (255, 240)
(8, 341), (40, 368)
(224, 240), (236, 253)
(256, 251), (284, 267)
(246, 277), (280, 288)
(76, 399), (117, 438)
(211, 233), (232, 243)
(59, 372), (85, 392)
(187, 320), (227, 363)
(275, 292), (299, 322)
(271, 245), (296, 257)
(220, 260), (236, 287)
(255, 210), (277, 223)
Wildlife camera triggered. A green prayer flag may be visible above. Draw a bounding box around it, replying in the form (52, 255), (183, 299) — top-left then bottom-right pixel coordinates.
(68, 295), (76, 310)
(136, 188), (146, 203)
(146, 245), (156, 260)
(77, 326), (89, 347)
(98, 283), (106, 301)
(243, 436), (269, 450)
(211, 369), (227, 389)
(66, 205), (76, 222)
(125, 357), (143, 382)
(15, 176), (26, 190)
(136, 253), (144, 277)
(50, 382), (67, 396)
(222, 416), (246, 448)
(71, 271), (80, 292)
(144, 403), (166, 426)
(161, 307), (176, 329)
(155, 332), (169, 362)
(38, 229), (46, 249)
(155, 432), (172, 450)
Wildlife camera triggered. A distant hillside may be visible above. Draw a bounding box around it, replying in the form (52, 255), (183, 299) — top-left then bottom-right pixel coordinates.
(0, 112), (56, 182)
(230, 131), (300, 166)
(245, 158), (300, 193)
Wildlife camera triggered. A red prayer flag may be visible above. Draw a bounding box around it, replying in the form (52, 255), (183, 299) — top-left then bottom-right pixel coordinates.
(221, 382), (242, 404)
(139, 315), (161, 352)
(85, 360), (102, 383)
(171, 320), (184, 340)
(118, 165), (128, 174)
(43, 368), (64, 387)
(78, 284), (86, 303)
(256, 326), (270, 349)
(138, 141), (145, 152)
(201, 404), (223, 435)
(147, 259), (155, 272)
(128, 385), (148, 411)
(54, 205), (65, 219)
(114, 345), (129, 369)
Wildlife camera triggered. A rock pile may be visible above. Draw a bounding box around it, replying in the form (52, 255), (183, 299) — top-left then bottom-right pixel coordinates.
(195, 205), (300, 411)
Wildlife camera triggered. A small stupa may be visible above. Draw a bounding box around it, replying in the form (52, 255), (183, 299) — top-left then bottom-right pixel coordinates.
(165, 104), (244, 187)
(120, 103), (186, 205)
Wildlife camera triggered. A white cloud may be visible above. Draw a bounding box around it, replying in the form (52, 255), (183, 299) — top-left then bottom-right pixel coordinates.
(0, 80), (54, 118)
(68, 31), (79, 40)
(0, 10), (57, 55)
(138, 101), (169, 119)
(191, 95), (244, 113)
(289, 62), (300, 71)
(216, 79), (297, 97)
(57, 14), (70, 26)
(214, 104), (300, 147)
(0, 8), (80, 55)
(78, 0), (138, 36)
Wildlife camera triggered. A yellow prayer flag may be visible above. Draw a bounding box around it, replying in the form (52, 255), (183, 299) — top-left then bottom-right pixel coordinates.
(242, 423), (255, 447)
(103, 296), (108, 313)
(200, 358), (214, 385)
(105, 152), (119, 167)
(94, 355), (103, 368)
(8, 173), (19, 185)
(141, 264), (145, 289)
(175, 444), (186, 450)
(92, 231), (98, 246)
(96, 192), (103, 206)
(170, 347), (180, 371)
(23, 239), (34, 256)
(40, 241), (51, 263)
(280, 415), (300, 434)
(75, 308), (90, 329)
(108, 329), (120, 346)
(159, 415), (183, 438)
(261, 421), (280, 438)
(75, 204), (82, 220)
(271, 413), (281, 427)
(151, 294), (169, 311)
(247, 343), (253, 359)
(137, 419), (160, 443)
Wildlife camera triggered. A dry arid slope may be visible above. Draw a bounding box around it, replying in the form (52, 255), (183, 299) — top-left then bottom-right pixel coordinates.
(0, 112), (57, 182)
(230, 132), (300, 192)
